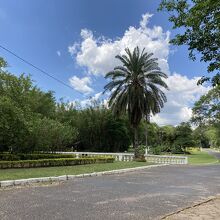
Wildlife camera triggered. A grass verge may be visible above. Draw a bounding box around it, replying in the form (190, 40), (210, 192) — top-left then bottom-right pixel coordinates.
(183, 151), (219, 165)
(0, 161), (152, 181)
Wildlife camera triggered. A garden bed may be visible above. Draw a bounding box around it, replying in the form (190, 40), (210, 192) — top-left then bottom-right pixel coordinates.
(0, 157), (114, 169)
(0, 153), (75, 161)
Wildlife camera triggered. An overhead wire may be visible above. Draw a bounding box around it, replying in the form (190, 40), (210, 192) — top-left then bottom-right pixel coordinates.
(0, 44), (83, 94)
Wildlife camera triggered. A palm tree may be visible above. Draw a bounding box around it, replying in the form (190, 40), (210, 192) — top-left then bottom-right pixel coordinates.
(104, 46), (168, 159)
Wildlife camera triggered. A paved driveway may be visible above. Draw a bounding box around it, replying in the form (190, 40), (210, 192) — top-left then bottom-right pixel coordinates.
(205, 149), (220, 160)
(0, 165), (220, 220)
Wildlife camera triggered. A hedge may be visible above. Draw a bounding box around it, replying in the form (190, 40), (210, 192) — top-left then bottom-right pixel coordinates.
(0, 157), (114, 169)
(0, 153), (75, 161)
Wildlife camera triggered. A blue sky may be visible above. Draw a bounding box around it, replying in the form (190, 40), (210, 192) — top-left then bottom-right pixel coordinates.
(0, 0), (209, 125)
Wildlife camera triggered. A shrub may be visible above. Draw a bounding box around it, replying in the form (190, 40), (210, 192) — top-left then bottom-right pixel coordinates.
(0, 153), (20, 161)
(0, 157), (114, 169)
(133, 145), (146, 161)
(149, 146), (164, 155)
(137, 145), (146, 155)
(0, 153), (75, 161)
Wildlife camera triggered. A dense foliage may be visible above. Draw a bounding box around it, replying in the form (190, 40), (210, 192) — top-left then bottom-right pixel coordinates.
(56, 102), (131, 152)
(138, 121), (195, 154)
(191, 86), (220, 149)
(159, 0), (220, 85)
(0, 57), (131, 153)
(192, 85), (220, 124)
(0, 56), (211, 154)
(0, 69), (78, 153)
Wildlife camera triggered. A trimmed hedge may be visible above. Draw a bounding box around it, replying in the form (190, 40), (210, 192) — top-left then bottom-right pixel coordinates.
(0, 153), (75, 161)
(0, 157), (114, 169)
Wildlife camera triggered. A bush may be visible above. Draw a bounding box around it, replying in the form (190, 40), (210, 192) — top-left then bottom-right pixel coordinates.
(0, 153), (75, 161)
(0, 153), (21, 161)
(137, 145), (146, 155)
(149, 145), (165, 155)
(133, 145), (146, 161)
(0, 157), (114, 169)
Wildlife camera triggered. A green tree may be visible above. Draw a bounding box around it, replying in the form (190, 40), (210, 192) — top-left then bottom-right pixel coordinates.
(193, 125), (210, 148)
(0, 60), (77, 153)
(173, 122), (195, 153)
(192, 85), (220, 124)
(104, 47), (168, 159)
(138, 122), (158, 146)
(205, 124), (220, 149)
(56, 101), (131, 152)
(159, 125), (175, 150)
(0, 96), (29, 152)
(30, 117), (78, 152)
(0, 71), (56, 117)
(159, 0), (220, 85)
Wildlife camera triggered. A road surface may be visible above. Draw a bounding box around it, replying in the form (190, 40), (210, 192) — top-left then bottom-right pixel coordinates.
(0, 165), (220, 220)
(205, 148), (220, 160)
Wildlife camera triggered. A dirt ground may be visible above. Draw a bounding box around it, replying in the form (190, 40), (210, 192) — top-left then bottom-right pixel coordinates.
(164, 197), (220, 220)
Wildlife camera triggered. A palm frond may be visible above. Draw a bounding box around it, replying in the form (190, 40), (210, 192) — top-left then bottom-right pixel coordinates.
(104, 46), (169, 129)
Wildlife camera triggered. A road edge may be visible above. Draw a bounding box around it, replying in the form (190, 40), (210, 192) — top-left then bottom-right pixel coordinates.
(0, 164), (168, 188)
(161, 196), (220, 219)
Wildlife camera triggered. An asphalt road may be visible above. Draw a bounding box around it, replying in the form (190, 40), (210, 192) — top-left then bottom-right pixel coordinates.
(205, 149), (220, 160)
(0, 165), (220, 220)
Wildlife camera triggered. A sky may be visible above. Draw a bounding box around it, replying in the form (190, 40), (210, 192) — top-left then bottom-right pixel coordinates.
(0, 0), (210, 126)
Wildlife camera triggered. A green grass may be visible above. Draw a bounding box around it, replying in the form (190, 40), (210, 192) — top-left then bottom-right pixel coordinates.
(182, 151), (219, 165)
(0, 161), (152, 181)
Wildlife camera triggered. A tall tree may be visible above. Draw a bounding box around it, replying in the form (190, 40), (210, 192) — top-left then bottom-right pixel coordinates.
(0, 60), (77, 153)
(158, 0), (220, 86)
(192, 85), (220, 124)
(104, 47), (168, 159)
(173, 122), (195, 153)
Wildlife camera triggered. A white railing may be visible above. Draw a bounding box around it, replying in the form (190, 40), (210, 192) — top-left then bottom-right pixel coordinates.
(145, 154), (188, 165)
(60, 152), (134, 162)
(57, 151), (188, 164)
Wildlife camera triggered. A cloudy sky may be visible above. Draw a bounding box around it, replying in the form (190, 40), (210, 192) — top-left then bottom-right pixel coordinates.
(0, 0), (209, 126)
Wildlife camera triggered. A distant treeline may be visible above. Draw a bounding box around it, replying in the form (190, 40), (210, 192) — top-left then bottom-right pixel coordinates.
(0, 58), (219, 154)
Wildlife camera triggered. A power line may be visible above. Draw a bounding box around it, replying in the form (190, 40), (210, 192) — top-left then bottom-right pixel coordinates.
(0, 44), (82, 94)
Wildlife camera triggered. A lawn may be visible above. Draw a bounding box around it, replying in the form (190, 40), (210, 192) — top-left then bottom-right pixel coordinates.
(184, 151), (219, 165)
(0, 161), (152, 181)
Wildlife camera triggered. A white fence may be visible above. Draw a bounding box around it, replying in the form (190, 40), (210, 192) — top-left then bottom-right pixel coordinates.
(58, 152), (188, 165)
(59, 152), (134, 162)
(145, 154), (188, 164)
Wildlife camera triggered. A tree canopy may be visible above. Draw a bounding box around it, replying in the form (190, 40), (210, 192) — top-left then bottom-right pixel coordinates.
(159, 0), (220, 85)
(192, 85), (220, 125)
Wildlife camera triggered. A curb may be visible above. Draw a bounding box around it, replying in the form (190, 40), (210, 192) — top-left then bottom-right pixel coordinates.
(0, 164), (168, 188)
(161, 196), (220, 219)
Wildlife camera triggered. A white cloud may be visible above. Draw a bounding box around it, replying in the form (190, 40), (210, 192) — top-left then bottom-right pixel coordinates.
(70, 92), (105, 108)
(69, 76), (93, 94)
(68, 12), (170, 75)
(56, 50), (61, 56)
(68, 43), (80, 56)
(140, 13), (153, 29)
(151, 73), (210, 126)
(68, 12), (210, 126)
(80, 92), (102, 106)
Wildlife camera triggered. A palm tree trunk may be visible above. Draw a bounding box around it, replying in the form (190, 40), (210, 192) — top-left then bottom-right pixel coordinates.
(145, 115), (150, 153)
(145, 122), (148, 147)
(134, 126), (139, 159)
